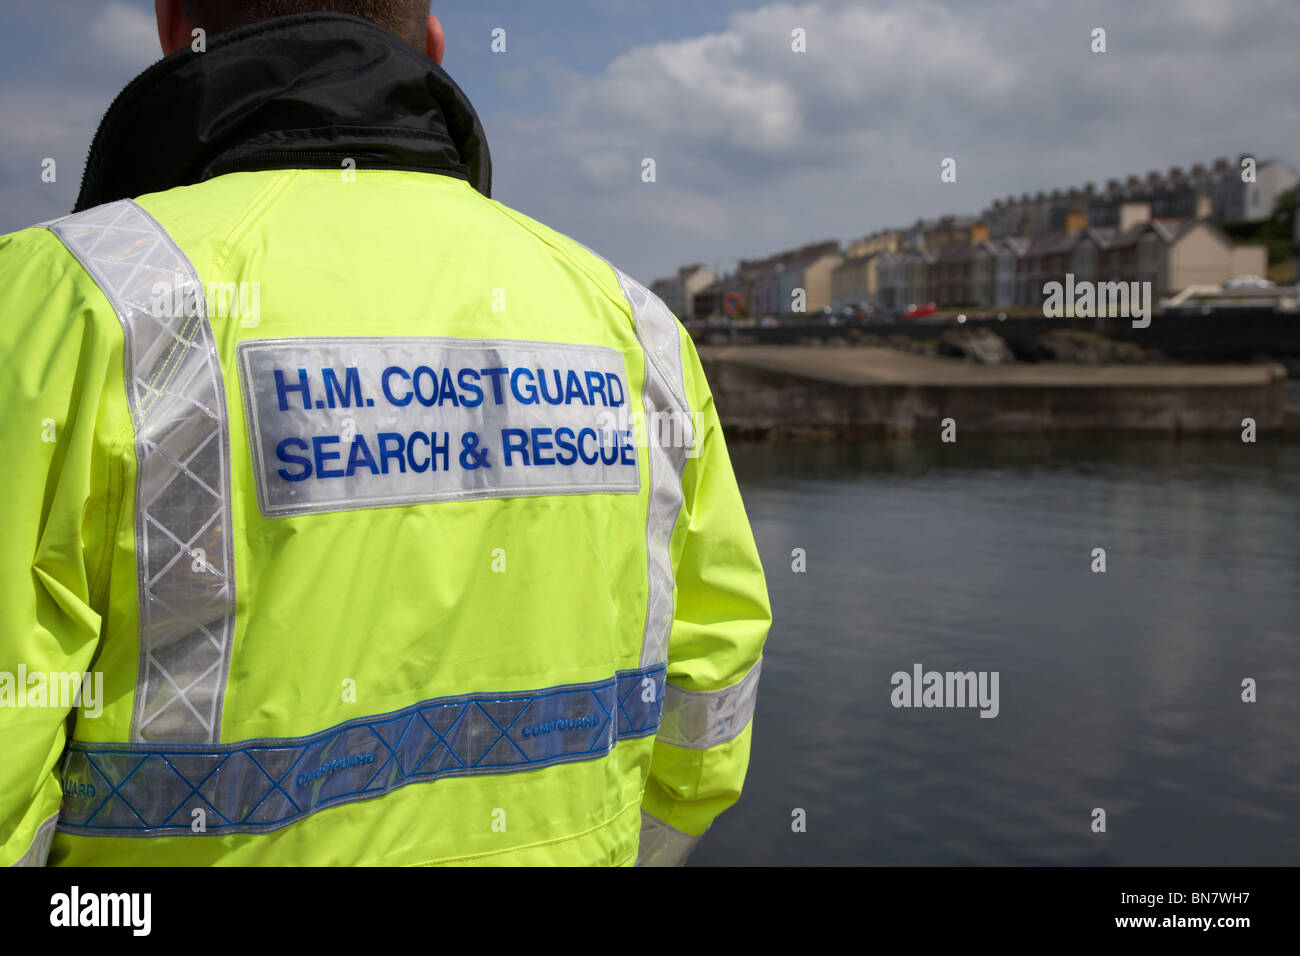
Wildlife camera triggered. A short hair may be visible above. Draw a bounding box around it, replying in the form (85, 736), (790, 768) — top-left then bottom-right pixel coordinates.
(179, 1), (430, 48)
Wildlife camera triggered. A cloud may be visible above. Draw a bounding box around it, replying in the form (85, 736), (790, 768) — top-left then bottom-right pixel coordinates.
(82, 1), (160, 75)
(0, 87), (106, 226)
(487, 0), (1300, 281)
(1, 0), (1296, 283)
(1, 1), (160, 228)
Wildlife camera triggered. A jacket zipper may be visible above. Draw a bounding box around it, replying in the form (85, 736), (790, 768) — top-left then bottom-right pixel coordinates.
(205, 150), (367, 178)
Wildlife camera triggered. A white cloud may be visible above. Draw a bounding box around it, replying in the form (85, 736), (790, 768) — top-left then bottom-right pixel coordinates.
(84, 1), (160, 73)
(0, 2), (162, 227)
(0, 88), (105, 224)
(489, 0), (1300, 282)
(2, 0), (1296, 275)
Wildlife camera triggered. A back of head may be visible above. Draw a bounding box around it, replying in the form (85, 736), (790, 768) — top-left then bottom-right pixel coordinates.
(180, 0), (430, 48)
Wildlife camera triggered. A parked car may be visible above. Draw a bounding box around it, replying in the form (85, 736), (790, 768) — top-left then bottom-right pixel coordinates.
(1224, 275), (1276, 289)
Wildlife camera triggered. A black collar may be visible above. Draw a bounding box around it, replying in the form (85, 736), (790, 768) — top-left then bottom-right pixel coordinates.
(74, 12), (491, 212)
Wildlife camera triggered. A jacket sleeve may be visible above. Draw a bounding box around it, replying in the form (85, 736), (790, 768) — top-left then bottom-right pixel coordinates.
(0, 228), (110, 866)
(638, 328), (771, 865)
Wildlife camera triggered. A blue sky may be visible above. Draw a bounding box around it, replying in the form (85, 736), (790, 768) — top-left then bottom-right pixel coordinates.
(2, 0), (1298, 281)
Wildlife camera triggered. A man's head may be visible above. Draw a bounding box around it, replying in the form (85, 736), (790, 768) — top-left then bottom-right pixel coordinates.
(154, 0), (444, 62)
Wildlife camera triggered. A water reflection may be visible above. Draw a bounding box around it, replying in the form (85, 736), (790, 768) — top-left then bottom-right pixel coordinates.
(689, 436), (1300, 866)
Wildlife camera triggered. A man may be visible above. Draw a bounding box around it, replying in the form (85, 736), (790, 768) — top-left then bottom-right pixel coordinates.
(0, 1), (770, 866)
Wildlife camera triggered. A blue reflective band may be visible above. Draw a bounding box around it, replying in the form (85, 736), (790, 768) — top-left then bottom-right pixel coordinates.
(57, 665), (665, 837)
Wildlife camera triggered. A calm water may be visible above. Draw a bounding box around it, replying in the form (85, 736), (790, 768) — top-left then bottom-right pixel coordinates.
(690, 436), (1300, 866)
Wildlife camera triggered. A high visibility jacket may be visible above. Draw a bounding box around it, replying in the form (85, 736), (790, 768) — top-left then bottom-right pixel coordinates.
(0, 13), (770, 867)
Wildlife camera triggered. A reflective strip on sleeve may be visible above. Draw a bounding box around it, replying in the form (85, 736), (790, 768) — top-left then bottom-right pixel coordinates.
(636, 810), (702, 867)
(658, 658), (762, 750)
(45, 200), (236, 745)
(9, 813), (59, 867)
(55, 665), (665, 838)
(608, 267), (693, 669)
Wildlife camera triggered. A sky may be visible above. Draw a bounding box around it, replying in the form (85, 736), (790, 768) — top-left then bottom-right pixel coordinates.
(1, 0), (1297, 283)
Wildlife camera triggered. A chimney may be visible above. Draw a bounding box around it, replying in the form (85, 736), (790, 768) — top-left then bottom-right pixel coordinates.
(969, 222), (990, 244)
(1191, 163), (1206, 179)
(1126, 175), (1141, 190)
(1146, 170), (1161, 188)
(1213, 157), (1229, 174)
(1106, 178), (1121, 195)
(1065, 209), (1088, 235)
(1119, 201), (1151, 232)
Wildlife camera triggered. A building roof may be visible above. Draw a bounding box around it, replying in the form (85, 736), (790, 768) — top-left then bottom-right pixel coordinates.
(739, 239), (841, 272)
(831, 252), (880, 271)
(1081, 227), (1117, 246)
(1027, 231), (1081, 256)
(934, 243), (972, 263)
(1107, 220), (1174, 248)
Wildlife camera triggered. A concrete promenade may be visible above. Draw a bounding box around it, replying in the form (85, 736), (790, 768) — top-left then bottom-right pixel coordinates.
(697, 346), (1294, 437)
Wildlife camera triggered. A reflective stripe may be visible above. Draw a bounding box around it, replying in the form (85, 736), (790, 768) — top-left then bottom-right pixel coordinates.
(636, 810), (702, 866)
(56, 666), (665, 837)
(9, 813), (59, 867)
(609, 267), (693, 668)
(46, 200), (236, 745)
(658, 657), (762, 750)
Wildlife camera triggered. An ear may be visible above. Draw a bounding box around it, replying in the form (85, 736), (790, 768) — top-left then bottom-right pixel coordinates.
(154, 0), (193, 56)
(426, 13), (445, 65)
